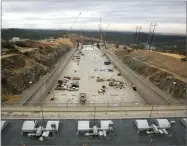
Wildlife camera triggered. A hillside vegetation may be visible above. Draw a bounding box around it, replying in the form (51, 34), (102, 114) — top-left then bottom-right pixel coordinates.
(2, 29), (185, 51)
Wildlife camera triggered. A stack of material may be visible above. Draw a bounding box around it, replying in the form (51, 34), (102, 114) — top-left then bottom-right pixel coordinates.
(98, 85), (106, 94)
(72, 77), (80, 80)
(69, 81), (79, 91)
(80, 93), (86, 104)
(108, 79), (124, 89)
(96, 77), (105, 82)
(108, 69), (113, 72)
(55, 77), (70, 90)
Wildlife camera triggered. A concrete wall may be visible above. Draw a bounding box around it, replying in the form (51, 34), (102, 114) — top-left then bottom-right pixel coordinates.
(100, 47), (170, 105)
(21, 48), (77, 105)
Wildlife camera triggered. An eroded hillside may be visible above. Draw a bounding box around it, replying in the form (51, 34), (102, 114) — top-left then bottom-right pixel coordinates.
(1, 38), (74, 102)
(111, 46), (186, 100)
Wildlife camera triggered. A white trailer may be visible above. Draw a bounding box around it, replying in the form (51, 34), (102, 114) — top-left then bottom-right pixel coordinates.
(1, 121), (8, 132)
(22, 121), (38, 134)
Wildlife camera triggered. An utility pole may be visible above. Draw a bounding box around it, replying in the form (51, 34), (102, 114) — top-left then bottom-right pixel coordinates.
(149, 22), (157, 50)
(93, 101), (96, 125)
(149, 105), (154, 119)
(40, 103), (45, 126)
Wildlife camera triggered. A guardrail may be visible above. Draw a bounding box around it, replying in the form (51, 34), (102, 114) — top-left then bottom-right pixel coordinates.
(2, 101), (185, 108)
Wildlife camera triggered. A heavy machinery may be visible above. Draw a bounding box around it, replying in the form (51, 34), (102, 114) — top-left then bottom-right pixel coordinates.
(80, 93), (86, 104)
(96, 77), (105, 82)
(104, 61), (111, 65)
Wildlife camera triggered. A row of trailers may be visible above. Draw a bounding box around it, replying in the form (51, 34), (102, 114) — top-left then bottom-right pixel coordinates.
(1, 118), (187, 141)
(1, 120), (59, 141)
(1, 120), (114, 141)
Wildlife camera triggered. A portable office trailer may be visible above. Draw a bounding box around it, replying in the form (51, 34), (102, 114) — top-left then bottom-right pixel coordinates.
(134, 120), (150, 132)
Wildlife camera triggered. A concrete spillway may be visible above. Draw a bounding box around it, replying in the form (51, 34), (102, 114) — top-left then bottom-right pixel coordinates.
(43, 45), (145, 105)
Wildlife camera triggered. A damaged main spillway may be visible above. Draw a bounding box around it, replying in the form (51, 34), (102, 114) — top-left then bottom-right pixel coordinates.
(43, 45), (145, 105)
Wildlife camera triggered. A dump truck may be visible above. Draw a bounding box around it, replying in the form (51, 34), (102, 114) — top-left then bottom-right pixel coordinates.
(80, 93), (86, 104)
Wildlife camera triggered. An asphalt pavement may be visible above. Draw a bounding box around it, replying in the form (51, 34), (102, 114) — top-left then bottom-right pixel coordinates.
(2, 118), (186, 146)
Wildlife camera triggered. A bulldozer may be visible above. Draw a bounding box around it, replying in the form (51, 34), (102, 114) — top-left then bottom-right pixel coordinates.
(80, 93), (86, 104)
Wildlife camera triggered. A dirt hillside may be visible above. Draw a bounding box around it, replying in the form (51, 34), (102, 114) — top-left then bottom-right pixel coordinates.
(1, 38), (74, 103)
(111, 46), (186, 100)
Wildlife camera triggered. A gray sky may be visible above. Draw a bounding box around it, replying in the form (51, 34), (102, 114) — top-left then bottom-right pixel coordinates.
(2, 1), (186, 34)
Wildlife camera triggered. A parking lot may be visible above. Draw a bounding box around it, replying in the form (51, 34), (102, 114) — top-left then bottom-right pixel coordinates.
(2, 118), (186, 146)
(43, 45), (145, 105)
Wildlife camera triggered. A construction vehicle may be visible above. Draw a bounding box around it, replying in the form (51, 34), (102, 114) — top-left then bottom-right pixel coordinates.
(104, 61), (111, 65)
(96, 77), (105, 82)
(80, 93), (86, 104)
(72, 77), (80, 80)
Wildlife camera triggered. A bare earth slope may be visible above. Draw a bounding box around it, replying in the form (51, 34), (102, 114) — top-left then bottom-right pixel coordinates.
(1, 38), (74, 102)
(113, 47), (186, 101)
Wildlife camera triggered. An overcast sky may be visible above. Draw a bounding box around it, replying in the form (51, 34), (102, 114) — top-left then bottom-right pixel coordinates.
(2, 1), (186, 34)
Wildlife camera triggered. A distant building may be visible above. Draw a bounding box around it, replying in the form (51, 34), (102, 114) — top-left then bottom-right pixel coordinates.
(10, 37), (28, 42)
(11, 37), (20, 41)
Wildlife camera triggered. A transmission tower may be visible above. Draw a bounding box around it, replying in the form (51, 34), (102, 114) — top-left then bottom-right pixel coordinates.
(136, 25), (142, 47)
(134, 25), (139, 48)
(149, 22), (157, 50)
(147, 22), (153, 44)
(100, 18), (103, 41)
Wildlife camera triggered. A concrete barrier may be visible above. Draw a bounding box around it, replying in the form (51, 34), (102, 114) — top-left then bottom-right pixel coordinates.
(20, 48), (77, 105)
(100, 47), (170, 105)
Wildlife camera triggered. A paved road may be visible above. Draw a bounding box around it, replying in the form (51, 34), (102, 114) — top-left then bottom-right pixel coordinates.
(2, 105), (186, 119)
(2, 118), (186, 146)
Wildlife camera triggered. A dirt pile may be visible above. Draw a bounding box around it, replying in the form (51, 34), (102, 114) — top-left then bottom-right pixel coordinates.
(1, 38), (74, 102)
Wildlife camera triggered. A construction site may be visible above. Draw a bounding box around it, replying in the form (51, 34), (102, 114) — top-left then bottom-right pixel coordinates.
(1, 38), (186, 145)
(1, 1), (187, 146)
